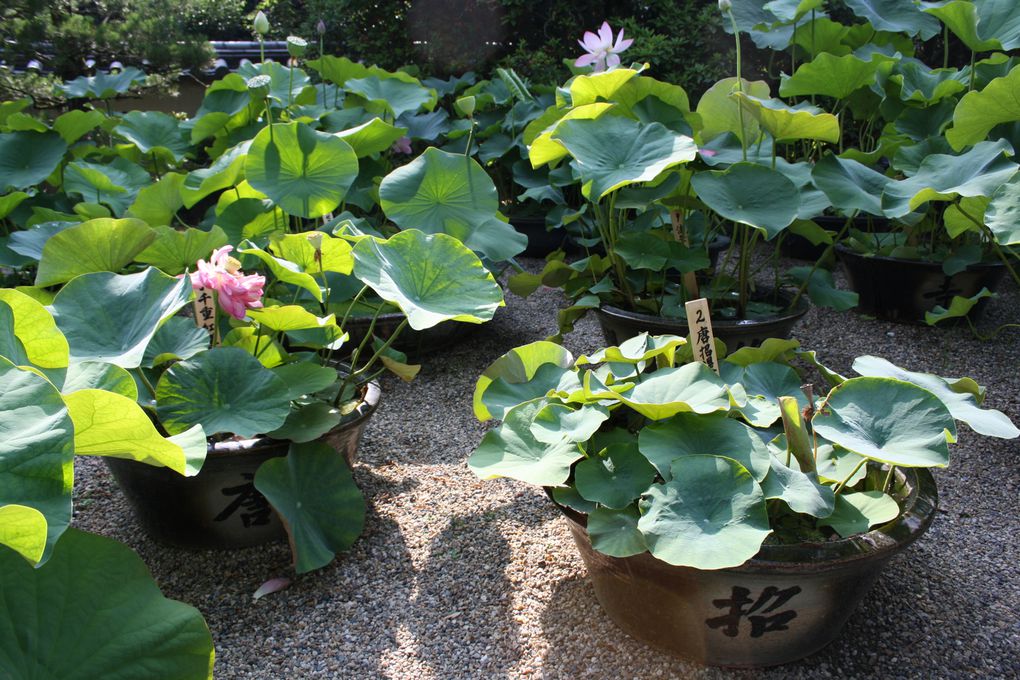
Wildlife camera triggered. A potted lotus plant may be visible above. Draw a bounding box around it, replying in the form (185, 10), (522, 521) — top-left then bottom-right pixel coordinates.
(66, 226), (501, 574)
(468, 333), (1017, 666)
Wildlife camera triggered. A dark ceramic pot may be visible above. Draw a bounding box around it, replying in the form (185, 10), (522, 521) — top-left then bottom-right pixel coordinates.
(836, 245), (1007, 323)
(557, 468), (937, 668)
(595, 293), (809, 351)
(105, 381), (380, 550)
(341, 311), (474, 359)
(510, 215), (574, 258)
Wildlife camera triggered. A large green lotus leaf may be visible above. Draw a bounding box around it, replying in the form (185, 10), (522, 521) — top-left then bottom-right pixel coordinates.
(335, 118), (407, 157)
(214, 197), (285, 247)
(575, 442), (657, 509)
(155, 347), (291, 438)
(985, 171), (1020, 245)
(946, 66), (1020, 150)
(727, 0), (795, 50)
(639, 411), (771, 481)
(881, 139), (1017, 217)
(126, 172), (186, 227)
(812, 377), (957, 467)
(530, 403), (609, 445)
(51, 268), (192, 369)
(220, 327), (288, 368)
(528, 102), (616, 167)
(760, 456), (835, 518)
(143, 317), (210, 368)
(889, 61), (968, 105)
(351, 229), (504, 331)
(64, 158), (149, 216)
(115, 111), (190, 162)
(695, 78), (771, 145)
(845, 0), (941, 39)
(763, 0), (824, 22)
(920, 0), (1020, 52)
(0, 131), (67, 192)
(552, 117), (697, 200)
(811, 154), (892, 216)
(378, 147), (522, 261)
(246, 123), (359, 219)
(780, 53), (887, 100)
(134, 226), (229, 276)
(237, 60), (316, 107)
(248, 306), (341, 335)
(819, 491), (900, 537)
(0, 361), (73, 565)
(307, 55), (373, 86)
(614, 362), (731, 420)
(564, 68), (640, 107)
(52, 109), (105, 145)
(269, 232), (354, 275)
(0, 528), (215, 678)
(720, 360), (808, 428)
(34, 217), (156, 287)
(0, 505), (48, 565)
(0, 304), (31, 367)
(180, 141), (250, 208)
(0, 192), (29, 221)
(481, 363), (571, 422)
(0, 289), (68, 369)
(60, 361), (137, 399)
(692, 162), (799, 239)
(587, 506), (647, 558)
(733, 93), (840, 143)
(239, 247), (323, 301)
(58, 67), (146, 99)
(638, 455), (770, 569)
(852, 356), (1018, 439)
(613, 76), (696, 125)
(469, 400), (583, 486)
(576, 333), (687, 367)
(345, 75), (436, 119)
(189, 74), (250, 143)
(254, 441), (365, 574)
(64, 389), (205, 476)
(474, 341), (574, 420)
(272, 363), (340, 401)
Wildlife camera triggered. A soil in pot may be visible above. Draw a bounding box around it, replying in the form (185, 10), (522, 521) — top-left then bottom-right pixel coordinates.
(836, 245), (1007, 323)
(555, 467), (937, 668)
(105, 380), (381, 550)
(596, 292), (809, 351)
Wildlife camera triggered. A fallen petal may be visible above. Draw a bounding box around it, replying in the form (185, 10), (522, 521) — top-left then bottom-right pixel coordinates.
(253, 577), (292, 600)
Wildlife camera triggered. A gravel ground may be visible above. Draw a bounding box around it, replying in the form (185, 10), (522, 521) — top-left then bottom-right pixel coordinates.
(72, 254), (1020, 679)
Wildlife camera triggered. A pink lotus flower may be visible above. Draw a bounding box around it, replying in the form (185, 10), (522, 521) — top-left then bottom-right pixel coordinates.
(391, 135), (413, 155)
(190, 245), (265, 320)
(575, 21), (633, 72)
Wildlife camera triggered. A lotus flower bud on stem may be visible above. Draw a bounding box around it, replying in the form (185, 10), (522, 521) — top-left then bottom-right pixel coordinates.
(254, 10), (270, 36)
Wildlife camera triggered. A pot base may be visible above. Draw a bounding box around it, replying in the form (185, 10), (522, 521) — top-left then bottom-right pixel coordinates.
(559, 468), (937, 667)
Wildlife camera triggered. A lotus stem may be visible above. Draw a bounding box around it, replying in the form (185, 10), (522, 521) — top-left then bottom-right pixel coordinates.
(788, 214), (854, 310)
(726, 8), (747, 161)
(133, 368), (157, 402)
(833, 457), (868, 495)
(883, 464), (896, 493)
(344, 318), (410, 393)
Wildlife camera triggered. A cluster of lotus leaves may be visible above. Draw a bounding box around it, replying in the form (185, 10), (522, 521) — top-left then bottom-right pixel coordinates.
(468, 335), (1017, 570)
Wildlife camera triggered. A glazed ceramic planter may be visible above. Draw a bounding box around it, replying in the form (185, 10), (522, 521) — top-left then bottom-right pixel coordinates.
(557, 468), (937, 668)
(341, 311), (474, 359)
(836, 245), (1006, 323)
(105, 380), (381, 550)
(595, 293), (809, 351)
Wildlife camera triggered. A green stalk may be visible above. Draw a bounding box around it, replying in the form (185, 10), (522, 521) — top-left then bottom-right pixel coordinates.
(338, 318), (410, 400)
(788, 214), (855, 309)
(883, 464), (897, 494)
(969, 50), (976, 91)
(727, 9), (748, 161)
(943, 25), (950, 70)
(133, 368), (157, 401)
(833, 458), (868, 495)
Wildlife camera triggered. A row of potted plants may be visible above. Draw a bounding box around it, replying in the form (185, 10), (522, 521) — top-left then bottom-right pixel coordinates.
(1, 0), (1019, 672)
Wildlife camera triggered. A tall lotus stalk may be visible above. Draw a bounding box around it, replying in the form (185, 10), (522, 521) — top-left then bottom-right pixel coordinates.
(720, 0), (747, 162)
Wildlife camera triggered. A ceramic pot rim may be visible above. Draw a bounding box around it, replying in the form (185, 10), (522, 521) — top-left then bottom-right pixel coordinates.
(552, 466), (938, 575)
(598, 289), (810, 329)
(206, 378), (381, 458)
(835, 242), (1005, 271)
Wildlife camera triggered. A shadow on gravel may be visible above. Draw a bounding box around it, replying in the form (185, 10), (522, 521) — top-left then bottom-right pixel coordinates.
(408, 508), (522, 678)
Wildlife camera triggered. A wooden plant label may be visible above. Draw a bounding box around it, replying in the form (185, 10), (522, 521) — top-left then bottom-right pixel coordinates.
(685, 297), (718, 373)
(193, 286), (219, 343)
(670, 211), (700, 299)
